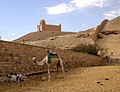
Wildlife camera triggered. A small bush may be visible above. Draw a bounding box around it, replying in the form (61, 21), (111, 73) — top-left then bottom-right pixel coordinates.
(72, 44), (98, 55)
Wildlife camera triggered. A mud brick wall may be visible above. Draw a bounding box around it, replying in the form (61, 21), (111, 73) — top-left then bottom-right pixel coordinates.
(0, 40), (104, 75)
(45, 25), (61, 32)
(0, 40), (48, 75)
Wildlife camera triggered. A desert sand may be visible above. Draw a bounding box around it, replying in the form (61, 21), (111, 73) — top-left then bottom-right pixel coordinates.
(0, 65), (120, 92)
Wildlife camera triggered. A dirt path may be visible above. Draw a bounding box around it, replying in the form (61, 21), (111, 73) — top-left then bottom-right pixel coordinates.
(0, 65), (120, 92)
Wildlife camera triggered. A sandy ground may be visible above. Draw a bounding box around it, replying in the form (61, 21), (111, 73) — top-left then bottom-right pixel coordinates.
(0, 65), (120, 92)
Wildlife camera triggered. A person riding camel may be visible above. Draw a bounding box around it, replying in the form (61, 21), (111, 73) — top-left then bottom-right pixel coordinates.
(47, 50), (58, 64)
(47, 50), (51, 64)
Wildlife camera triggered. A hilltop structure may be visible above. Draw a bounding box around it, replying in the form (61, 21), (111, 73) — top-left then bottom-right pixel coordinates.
(37, 19), (61, 32)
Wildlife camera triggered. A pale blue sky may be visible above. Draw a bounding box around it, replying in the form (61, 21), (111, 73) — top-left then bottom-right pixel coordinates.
(0, 0), (120, 41)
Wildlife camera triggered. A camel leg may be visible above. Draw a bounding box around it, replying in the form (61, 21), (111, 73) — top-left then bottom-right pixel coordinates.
(47, 64), (51, 82)
(61, 64), (65, 77)
(59, 58), (65, 77)
(54, 65), (59, 79)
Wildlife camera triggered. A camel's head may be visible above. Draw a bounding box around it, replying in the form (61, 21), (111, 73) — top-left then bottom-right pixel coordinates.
(32, 56), (37, 64)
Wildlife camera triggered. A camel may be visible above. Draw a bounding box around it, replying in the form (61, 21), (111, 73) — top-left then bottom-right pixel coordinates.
(32, 53), (65, 82)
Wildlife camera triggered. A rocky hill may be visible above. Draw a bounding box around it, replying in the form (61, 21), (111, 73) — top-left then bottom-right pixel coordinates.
(26, 31), (94, 50)
(13, 31), (76, 43)
(13, 16), (120, 59)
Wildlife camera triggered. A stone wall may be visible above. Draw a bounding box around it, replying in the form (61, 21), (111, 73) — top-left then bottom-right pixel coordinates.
(45, 24), (61, 32)
(0, 40), (104, 75)
(0, 40), (47, 75)
(37, 19), (61, 32)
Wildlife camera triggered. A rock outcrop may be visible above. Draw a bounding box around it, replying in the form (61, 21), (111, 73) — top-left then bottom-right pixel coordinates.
(95, 17), (120, 59)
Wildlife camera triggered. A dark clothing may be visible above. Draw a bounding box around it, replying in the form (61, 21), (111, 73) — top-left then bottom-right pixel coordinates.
(48, 51), (51, 64)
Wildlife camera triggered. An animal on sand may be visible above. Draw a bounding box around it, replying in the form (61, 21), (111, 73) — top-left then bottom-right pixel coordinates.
(32, 51), (65, 82)
(6, 73), (22, 82)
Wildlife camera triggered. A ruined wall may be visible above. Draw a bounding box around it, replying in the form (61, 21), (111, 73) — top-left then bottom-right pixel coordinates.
(37, 25), (40, 32)
(0, 40), (104, 75)
(45, 24), (61, 32)
(37, 19), (61, 32)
